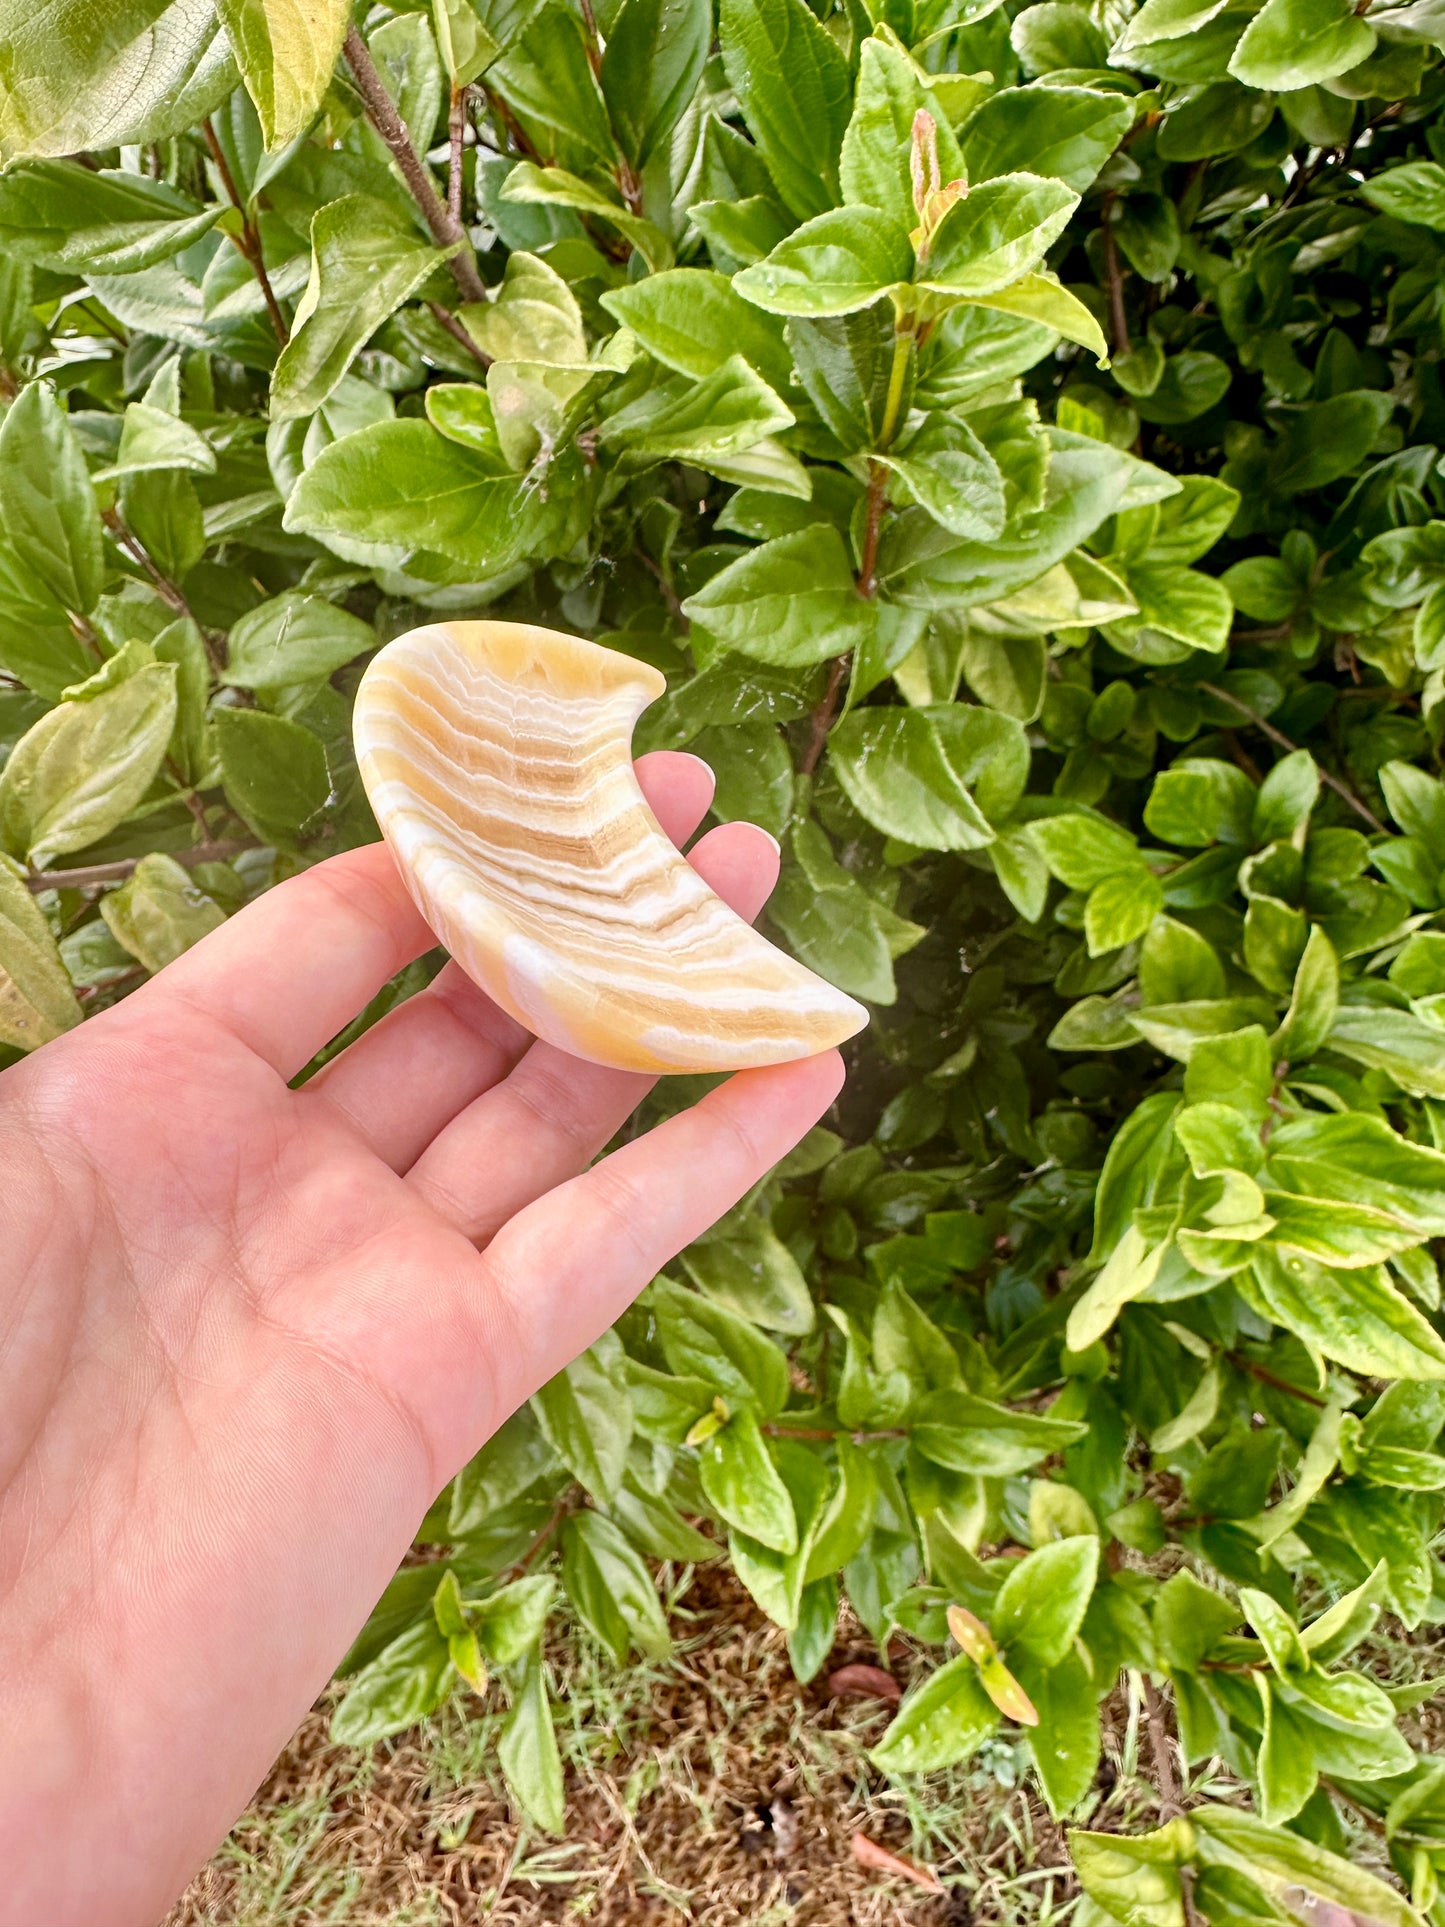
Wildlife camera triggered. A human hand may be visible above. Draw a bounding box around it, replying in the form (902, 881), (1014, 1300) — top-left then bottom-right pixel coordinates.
(0, 751), (843, 1927)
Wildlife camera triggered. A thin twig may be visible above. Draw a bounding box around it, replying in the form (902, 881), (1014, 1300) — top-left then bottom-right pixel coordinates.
(101, 508), (189, 618)
(200, 117), (289, 345)
(1199, 681), (1388, 834)
(800, 654), (850, 777)
(344, 25), (486, 305)
(1101, 194), (1131, 359)
(1141, 1673), (1181, 1815)
(27, 840), (257, 893)
(447, 83), (468, 224)
(1226, 1351), (1327, 1409)
(635, 546), (687, 628)
(856, 463), (887, 600)
(428, 299), (490, 370)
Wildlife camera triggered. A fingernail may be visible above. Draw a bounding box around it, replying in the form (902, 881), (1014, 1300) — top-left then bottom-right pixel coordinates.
(674, 751), (715, 785)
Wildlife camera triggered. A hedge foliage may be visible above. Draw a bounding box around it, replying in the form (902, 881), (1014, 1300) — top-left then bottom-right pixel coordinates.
(8, 0), (1445, 1915)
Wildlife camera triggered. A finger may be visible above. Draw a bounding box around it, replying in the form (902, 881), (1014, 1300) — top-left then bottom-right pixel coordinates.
(471, 1051), (846, 1400)
(303, 752), (719, 1167)
(137, 843), (435, 1079)
(406, 820), (782, 1240)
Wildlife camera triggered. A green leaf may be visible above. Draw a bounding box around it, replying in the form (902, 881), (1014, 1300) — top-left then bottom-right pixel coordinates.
(880, 414), (1008, 539)
(681, 1216), (816, 1336)
(960, 87), (1136, 196)
(212, 707), (330, 852)
(331, 1619), (453, 1745)
(700, 1407), (798, 1552)
(912, 1391), (1086, 1475)
(473, 1574), (555, 1665)
(1193, 1806), (1426, 1927)
(0, 664), (178, 867)
(97, 403), (216, 481)
(100, 853), (225, 973)
(994, 1535), (1099, 1669)
(598, 356), (792, 466)
(1328, 1004), (1445, 1100)
(217, 0), (350, 148)
(0, 854), (81, 1048)
(497, 160), (673, 272)
(223, 591), (376, 690)
(1253, 750), (1318, 845)
(1145, 759), (1254, 848)
(0, 161), (219, 274)
(450, 1407), (560, 1534)
(285, 419), (585, 574)
(1361, 161), (1445, 229)
(839, 34), (966, 234)
(464, 249), (588, 366)
(1228, 0), (1376, 89)
(1031, 811), (1144, 889)
(1249, 1247), (1445, 1380)
(560, 1510), (671, 1661)
(0, 0), (235, 162)
(680, 526), (873, 667)
(600, 269), (791, 390)
(734, 206), (913, 317)
(498, 1653), (564, 1834)
(1085, 869), (1165, 958)
(530, 1332), (633, 1503)
(1071, 1821), (1193, 1927)
(1024, 1647), (1101, 1816)
(651, 1275), (790, 1416)
(920, 173), (1079, 297)
(1379, 759), (1445, 854)
(271, 198), (452, 422)
(600, 0), (710, 167)
(955, 273), (1108, 360)
(869, 1651), (1000, 1773)
(829, 704), (1027, 851)
(719, 0), (851, 219)
(0, 383), (103, 616)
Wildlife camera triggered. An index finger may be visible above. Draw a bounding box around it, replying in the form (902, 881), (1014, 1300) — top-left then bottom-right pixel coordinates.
(142, 843), (434, 1078)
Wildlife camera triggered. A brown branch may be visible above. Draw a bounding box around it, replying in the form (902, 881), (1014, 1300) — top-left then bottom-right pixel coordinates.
(635, 546), (687, 628)
(428, 299), (491, 371)
(1225, 1352), (1327, 1409)
(577, 0), (605, 78)
(1101, 195), (1131, 359)
(857, 461), (887, 600)
(200, 117), (289, 345)
(447, 83), (468, 225)
(27, 840), (257, 894)
(492, 1489), (578, 1583)
(344, 26), (486, 305)
(1142, 1673), (1182, 1815)
(1199, 681), (1388, 834)
(101, 508), (189, 618)
(800, 653), (850, 777)
(482, 86), (542, 164)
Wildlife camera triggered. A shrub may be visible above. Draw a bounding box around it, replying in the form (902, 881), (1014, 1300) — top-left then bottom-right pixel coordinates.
(5, 0), (1445, 1916)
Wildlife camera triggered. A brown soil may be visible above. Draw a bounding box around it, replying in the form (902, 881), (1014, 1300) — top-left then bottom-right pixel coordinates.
(167, 1566), (1109, 1927)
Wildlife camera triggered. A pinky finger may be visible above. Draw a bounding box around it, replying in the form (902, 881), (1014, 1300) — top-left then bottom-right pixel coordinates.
(476, 1051), (846, 1392)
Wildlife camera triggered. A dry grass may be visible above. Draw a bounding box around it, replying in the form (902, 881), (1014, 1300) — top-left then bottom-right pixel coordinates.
(167, 1565), (1182, 1927)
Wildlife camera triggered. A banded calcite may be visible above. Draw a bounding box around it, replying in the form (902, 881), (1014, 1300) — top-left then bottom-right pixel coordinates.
(352, 620), (869, 1072)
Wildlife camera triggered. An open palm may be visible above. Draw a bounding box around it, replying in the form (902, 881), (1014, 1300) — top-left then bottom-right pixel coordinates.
(0, 751), (843, 1927)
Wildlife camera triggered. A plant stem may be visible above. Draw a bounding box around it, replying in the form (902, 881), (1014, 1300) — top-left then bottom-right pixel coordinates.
(799, 653), (851, 777)
(447, 83), (468, 225)
(879, 326), (914, 450)
(200, 117), (289, 346)
(27, 840), (256, 894)
(344, 26), (486, 305)
(1141, 1672), (1181, 1815)
(1101, 193), (1131, 358)
(428, 299), (491, 371)
(1226, 1351), (1327, 1409)
(1198, 680), (1387, 834)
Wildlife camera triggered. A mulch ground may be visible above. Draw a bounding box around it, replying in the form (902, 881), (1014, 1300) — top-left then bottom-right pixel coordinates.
(168, 1565), (1094, 1927)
